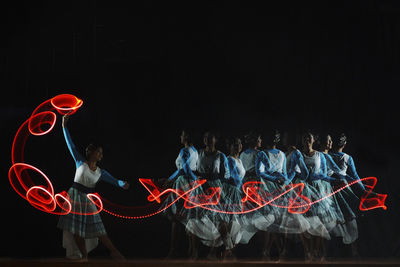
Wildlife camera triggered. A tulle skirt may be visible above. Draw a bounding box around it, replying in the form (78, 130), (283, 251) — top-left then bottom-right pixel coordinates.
(185, 179), (226, 247)
(276, 182), (311, 235)
(57, 187), (106, 238)
(330, 179), (360, 244)
(295, 179), (344, 239)
(237, 176), (276, 243)
(161, 175), (203, 224)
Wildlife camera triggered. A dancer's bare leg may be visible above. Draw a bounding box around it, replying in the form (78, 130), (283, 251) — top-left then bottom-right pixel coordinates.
(300, 234), (312, 261)
(188, 232), (199, 260)
(73, 234), (88, 260)
(351, 241), (360, 258)
(167, 220), (179, 258)
(262, 232), (273, 260)
(99, 235), (125, 260)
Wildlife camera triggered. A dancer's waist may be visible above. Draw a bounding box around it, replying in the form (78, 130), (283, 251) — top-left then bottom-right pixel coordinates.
(72, 182), (95, 193)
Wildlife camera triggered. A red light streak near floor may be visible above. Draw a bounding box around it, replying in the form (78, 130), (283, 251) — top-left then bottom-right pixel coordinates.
(9, 94), (387, 220)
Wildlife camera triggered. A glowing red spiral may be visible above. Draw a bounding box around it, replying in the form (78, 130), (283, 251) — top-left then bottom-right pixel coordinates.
(8, 94), (99, 215)
(9, 94), (387, 220)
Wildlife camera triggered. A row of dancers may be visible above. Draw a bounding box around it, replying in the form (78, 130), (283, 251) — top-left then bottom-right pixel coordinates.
(163, 129), (367, 261)
(56, 113), (365, 261)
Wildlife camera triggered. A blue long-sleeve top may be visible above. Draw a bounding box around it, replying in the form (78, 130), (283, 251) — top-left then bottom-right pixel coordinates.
(226, 156), (245, 187)
(286, 149), (309, 183)
(168, 146), (198, 181)
(322, 152), (345, 177)
(304, 151), (337, 182)
(255, 150), (287, 183)
(329, 151), (366, 190)
(63, 126), (124, 188)
(196, 149), (230, 180)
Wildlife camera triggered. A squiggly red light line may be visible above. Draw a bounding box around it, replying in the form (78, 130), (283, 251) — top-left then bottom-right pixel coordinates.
(9, 94), (387, 220)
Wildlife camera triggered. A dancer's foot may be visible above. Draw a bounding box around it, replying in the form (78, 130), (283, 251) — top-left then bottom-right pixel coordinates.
(165, 248), (178, 259)
(261, 251), (271, 261)
(279, 251), (288, 262)
(222, 250), (236, 261)
(206, 249), (218, 261)
(69, 256), (88, 262)
(111, 250), (126, 261)
(305, 252), (313, 262)
(189, 250), (199, 261)
(351, 250), (361, 259)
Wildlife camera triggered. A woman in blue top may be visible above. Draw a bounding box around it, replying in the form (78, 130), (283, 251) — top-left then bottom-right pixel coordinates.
(57, 115), (129, 261)
(163, 129), (199, 259)
(218, 136), (246, 259)
(298, 132), (343, 261)
(254, 130), (286, 260)
(260, 130), (311, 260)
(329, 133), (365, 258)
(185, 131), (230, 260)
(239, 132), (276, 238)
(319, 133), (359, 245)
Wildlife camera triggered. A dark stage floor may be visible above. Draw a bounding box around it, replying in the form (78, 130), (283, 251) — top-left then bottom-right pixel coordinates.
(1, 258), (400, 267)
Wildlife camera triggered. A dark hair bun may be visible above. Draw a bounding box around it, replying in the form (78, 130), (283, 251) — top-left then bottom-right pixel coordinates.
(338, 133), (347, 147)
(272, 130), (281, 144)
(244, 132), (259, 145)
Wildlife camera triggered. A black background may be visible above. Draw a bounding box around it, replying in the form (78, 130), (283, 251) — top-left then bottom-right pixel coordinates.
(1, 0), (399, 259)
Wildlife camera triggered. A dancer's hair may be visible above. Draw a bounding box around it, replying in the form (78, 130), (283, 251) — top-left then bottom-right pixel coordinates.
(264, 129), (281, 147)
(333, 133), (347, 149)
(85, 143), (102, 159)
(244, 131), (260, 148)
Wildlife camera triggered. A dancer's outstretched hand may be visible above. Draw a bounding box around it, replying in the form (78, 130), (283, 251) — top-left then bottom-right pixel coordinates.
(121, 181), (130, 190)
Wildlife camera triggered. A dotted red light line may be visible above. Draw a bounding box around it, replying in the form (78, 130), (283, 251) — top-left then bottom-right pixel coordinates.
(9, 94), (387, 220)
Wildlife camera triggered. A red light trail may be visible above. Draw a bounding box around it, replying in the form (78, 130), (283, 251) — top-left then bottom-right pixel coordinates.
(9, 94), (387, 220)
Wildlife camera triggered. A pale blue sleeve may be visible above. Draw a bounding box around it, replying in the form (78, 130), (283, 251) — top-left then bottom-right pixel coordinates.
(347, 156), (365, 190)
(287, 150), (309, 181)
(100, 169), (124, 187)
(309, 153), (336, 182)
(325, 153), (342, 175)
(168, 148), (197, 181)
(227, 157), (242, 187)
(282, 155), (290, 185)
(220, 153), (230, 179)
(63, 127), (85, 169)
(255, 151), (282, 182)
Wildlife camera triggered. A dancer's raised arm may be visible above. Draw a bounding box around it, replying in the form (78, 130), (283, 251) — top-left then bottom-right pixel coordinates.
(62, 115), (85, 168)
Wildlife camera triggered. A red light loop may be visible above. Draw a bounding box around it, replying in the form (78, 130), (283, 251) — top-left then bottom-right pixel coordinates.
(9, 94), (387, 220)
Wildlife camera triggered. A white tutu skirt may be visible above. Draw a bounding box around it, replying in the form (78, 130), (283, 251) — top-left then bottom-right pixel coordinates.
(236, 176), (276, 243)
(276, 183), (311, 235)
(296, 179), (345, 239)
(330, 180), (360, 244)
(185, 179), (226, 246)
(161, 175), (202, 224)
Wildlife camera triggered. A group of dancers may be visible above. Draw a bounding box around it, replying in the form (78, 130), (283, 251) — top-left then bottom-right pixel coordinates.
(163, 128), (367, 261)
(56, 113), (366, 261)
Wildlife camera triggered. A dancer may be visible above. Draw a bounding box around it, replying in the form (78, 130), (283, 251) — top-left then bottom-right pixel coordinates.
(217, 136), (246, 260)
(319, 133), (359, 243)
(238, 132), (275, 251)
(57, 115), (129, 261)
(164, 130), (199, 259)
(259, 130), (310, 261)
(255, 130), (286, 261)
(329, 133), (366, 257)
(329, 133), (366, 192)
(185, 131), (230, 260)
(299, 132), (342, 262)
